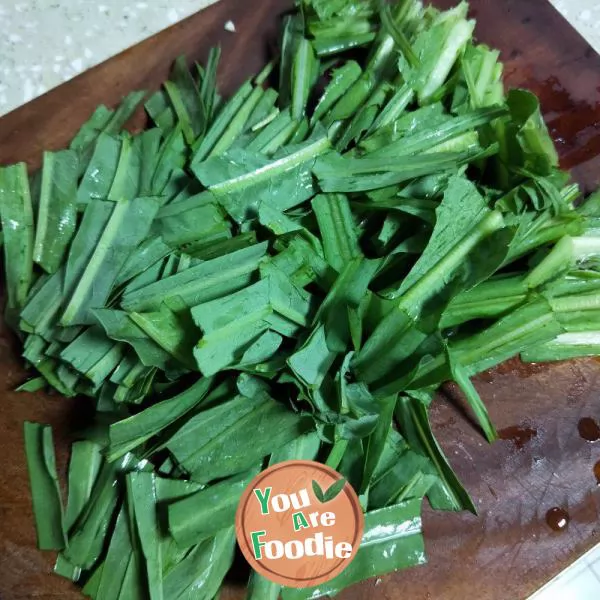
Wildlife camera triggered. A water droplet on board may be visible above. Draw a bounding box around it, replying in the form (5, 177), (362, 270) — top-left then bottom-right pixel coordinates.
(499, 425), (537, 450)
(546, 507), (570, 532)
(578, 417), (600, 442)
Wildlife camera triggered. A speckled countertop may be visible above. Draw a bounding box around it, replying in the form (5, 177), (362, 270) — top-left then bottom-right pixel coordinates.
(0, 0), (598, 117)
(0, 0), (218, 116)
(550, 0), (600, 54)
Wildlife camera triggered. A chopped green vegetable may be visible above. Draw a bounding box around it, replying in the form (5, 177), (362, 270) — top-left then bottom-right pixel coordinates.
(282, 499), (426, 599)
(7, 1), (600, 598)
(23, 422), (66, 549)
(0, 163), (34, 318)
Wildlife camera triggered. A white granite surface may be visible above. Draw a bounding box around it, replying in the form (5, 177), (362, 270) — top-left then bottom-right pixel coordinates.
(550, 0), (600, 54)
(0, 0), (218, 116)
(0, 0), (598, 117)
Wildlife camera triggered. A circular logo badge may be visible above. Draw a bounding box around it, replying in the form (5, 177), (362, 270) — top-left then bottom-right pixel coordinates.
(235, 460), (364, 588)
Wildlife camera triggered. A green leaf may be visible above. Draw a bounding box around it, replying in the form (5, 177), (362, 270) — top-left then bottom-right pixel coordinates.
(200, 46), (221, 122)
(62, 453), (143, 569)
(282, 499), (426, 599)
(121, 242), (268, 312)
(63, 200), (114, 296)
(168, 467), (259, 548)
(0, 163), (34, 314)
(16, 376), (46, 392)
(194, 136), (330, 223)
(53, 553), (81, 582)
(312, 193), (362, 272)
(192, 79), (254, 161)
(451, 297), (564, 377)
(361, 394), (396, 493)
(168, 56), (207, 143)
(247, 572), (281, 600)
(146, 90), (176, 136)
(93, 506), (134, 599)
(447, 346), (498, 443)
(521, 331), (600, 363)
(324, 477), (347, 502)
(108, 376), (213, 460)
(270, 431), (321, 464)
(312, 479), (325, 503)
(138, 129), (163, 195)
(23, 422), (66, 549)
(208, 83), (267, 158)
(76, 132), (122, 205)
(288, 324), (337, 389)
(318, 258), (380, 352)
(311, 60), (362, 124)
(165, 392), (310, 482)
(192, 274), (313, 375)
(94, 308), (176, 370)
(61, 196), (162, 326)
(291, 38), (320, 120)
(126, 472), (163, 600)
(69, 105), (114, 169)
(151, 127), (186, 194)
(395, 395), (476, 513)
(401, 2), (475, 104)
(33, 150), (79, 274)
(130, 302), (198, 370)
(395, 175), (490, 297)
(367, 105), (507, 158)
(65, 441), (104, 530)
(503, 89), (560, 177)
(71, 91), (145, 174)
(279, 15), (305, 109)
(368, 429), (432, 509)
(380, 0), (419, 68)
(59, 326), (115, 375)
(156, 192), (229, 247)
(163, 528), (236, 600)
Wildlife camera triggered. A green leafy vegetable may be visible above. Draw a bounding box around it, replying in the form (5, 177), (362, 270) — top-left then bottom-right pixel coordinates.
(282, 499), (426, 599)
(23, 422), (66, 550)
(7, 1), (600, 598)
(0, 163), (34, 317)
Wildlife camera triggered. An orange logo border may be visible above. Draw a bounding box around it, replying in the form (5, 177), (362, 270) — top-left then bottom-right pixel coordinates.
(235, 460), (364, 588)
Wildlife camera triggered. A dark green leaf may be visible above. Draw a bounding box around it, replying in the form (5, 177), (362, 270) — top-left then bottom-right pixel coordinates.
(23, 422), (66, 549)
(168, 467), (259, 547)
(312, 479), (325, 503)
(0, 163), (34, 314)
(282, 499), (426, 599)
(33, 150), (78, 274)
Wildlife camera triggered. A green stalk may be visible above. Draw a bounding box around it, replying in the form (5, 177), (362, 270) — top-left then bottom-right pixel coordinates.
(551, 292), (600, 313)
(209, 136), (330, 195)
(208, 86), (265, 158)
(368, 83), (414, 133)
(312, 33), (377, 57)
(398, 210), (505, 314)
(525, 235), (600, 288)
(0, 163), (34, 312)
(291, 38), (318, 120)
(311, 61), (362, 125)
(522, 332), (600, 363)
(325, 438), (350, 470)
(61, 201), (129, 326)
(191, 79), (253, 159)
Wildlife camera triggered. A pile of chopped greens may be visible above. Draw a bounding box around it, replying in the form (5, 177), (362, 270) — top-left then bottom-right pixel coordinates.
(2, 0), (600, 597)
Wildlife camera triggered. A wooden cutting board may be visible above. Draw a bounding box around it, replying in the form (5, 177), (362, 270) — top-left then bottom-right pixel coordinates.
(1, 1), (599, 599)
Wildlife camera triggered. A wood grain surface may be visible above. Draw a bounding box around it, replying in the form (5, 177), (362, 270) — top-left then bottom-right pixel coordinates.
(0, 1), (599, 599)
